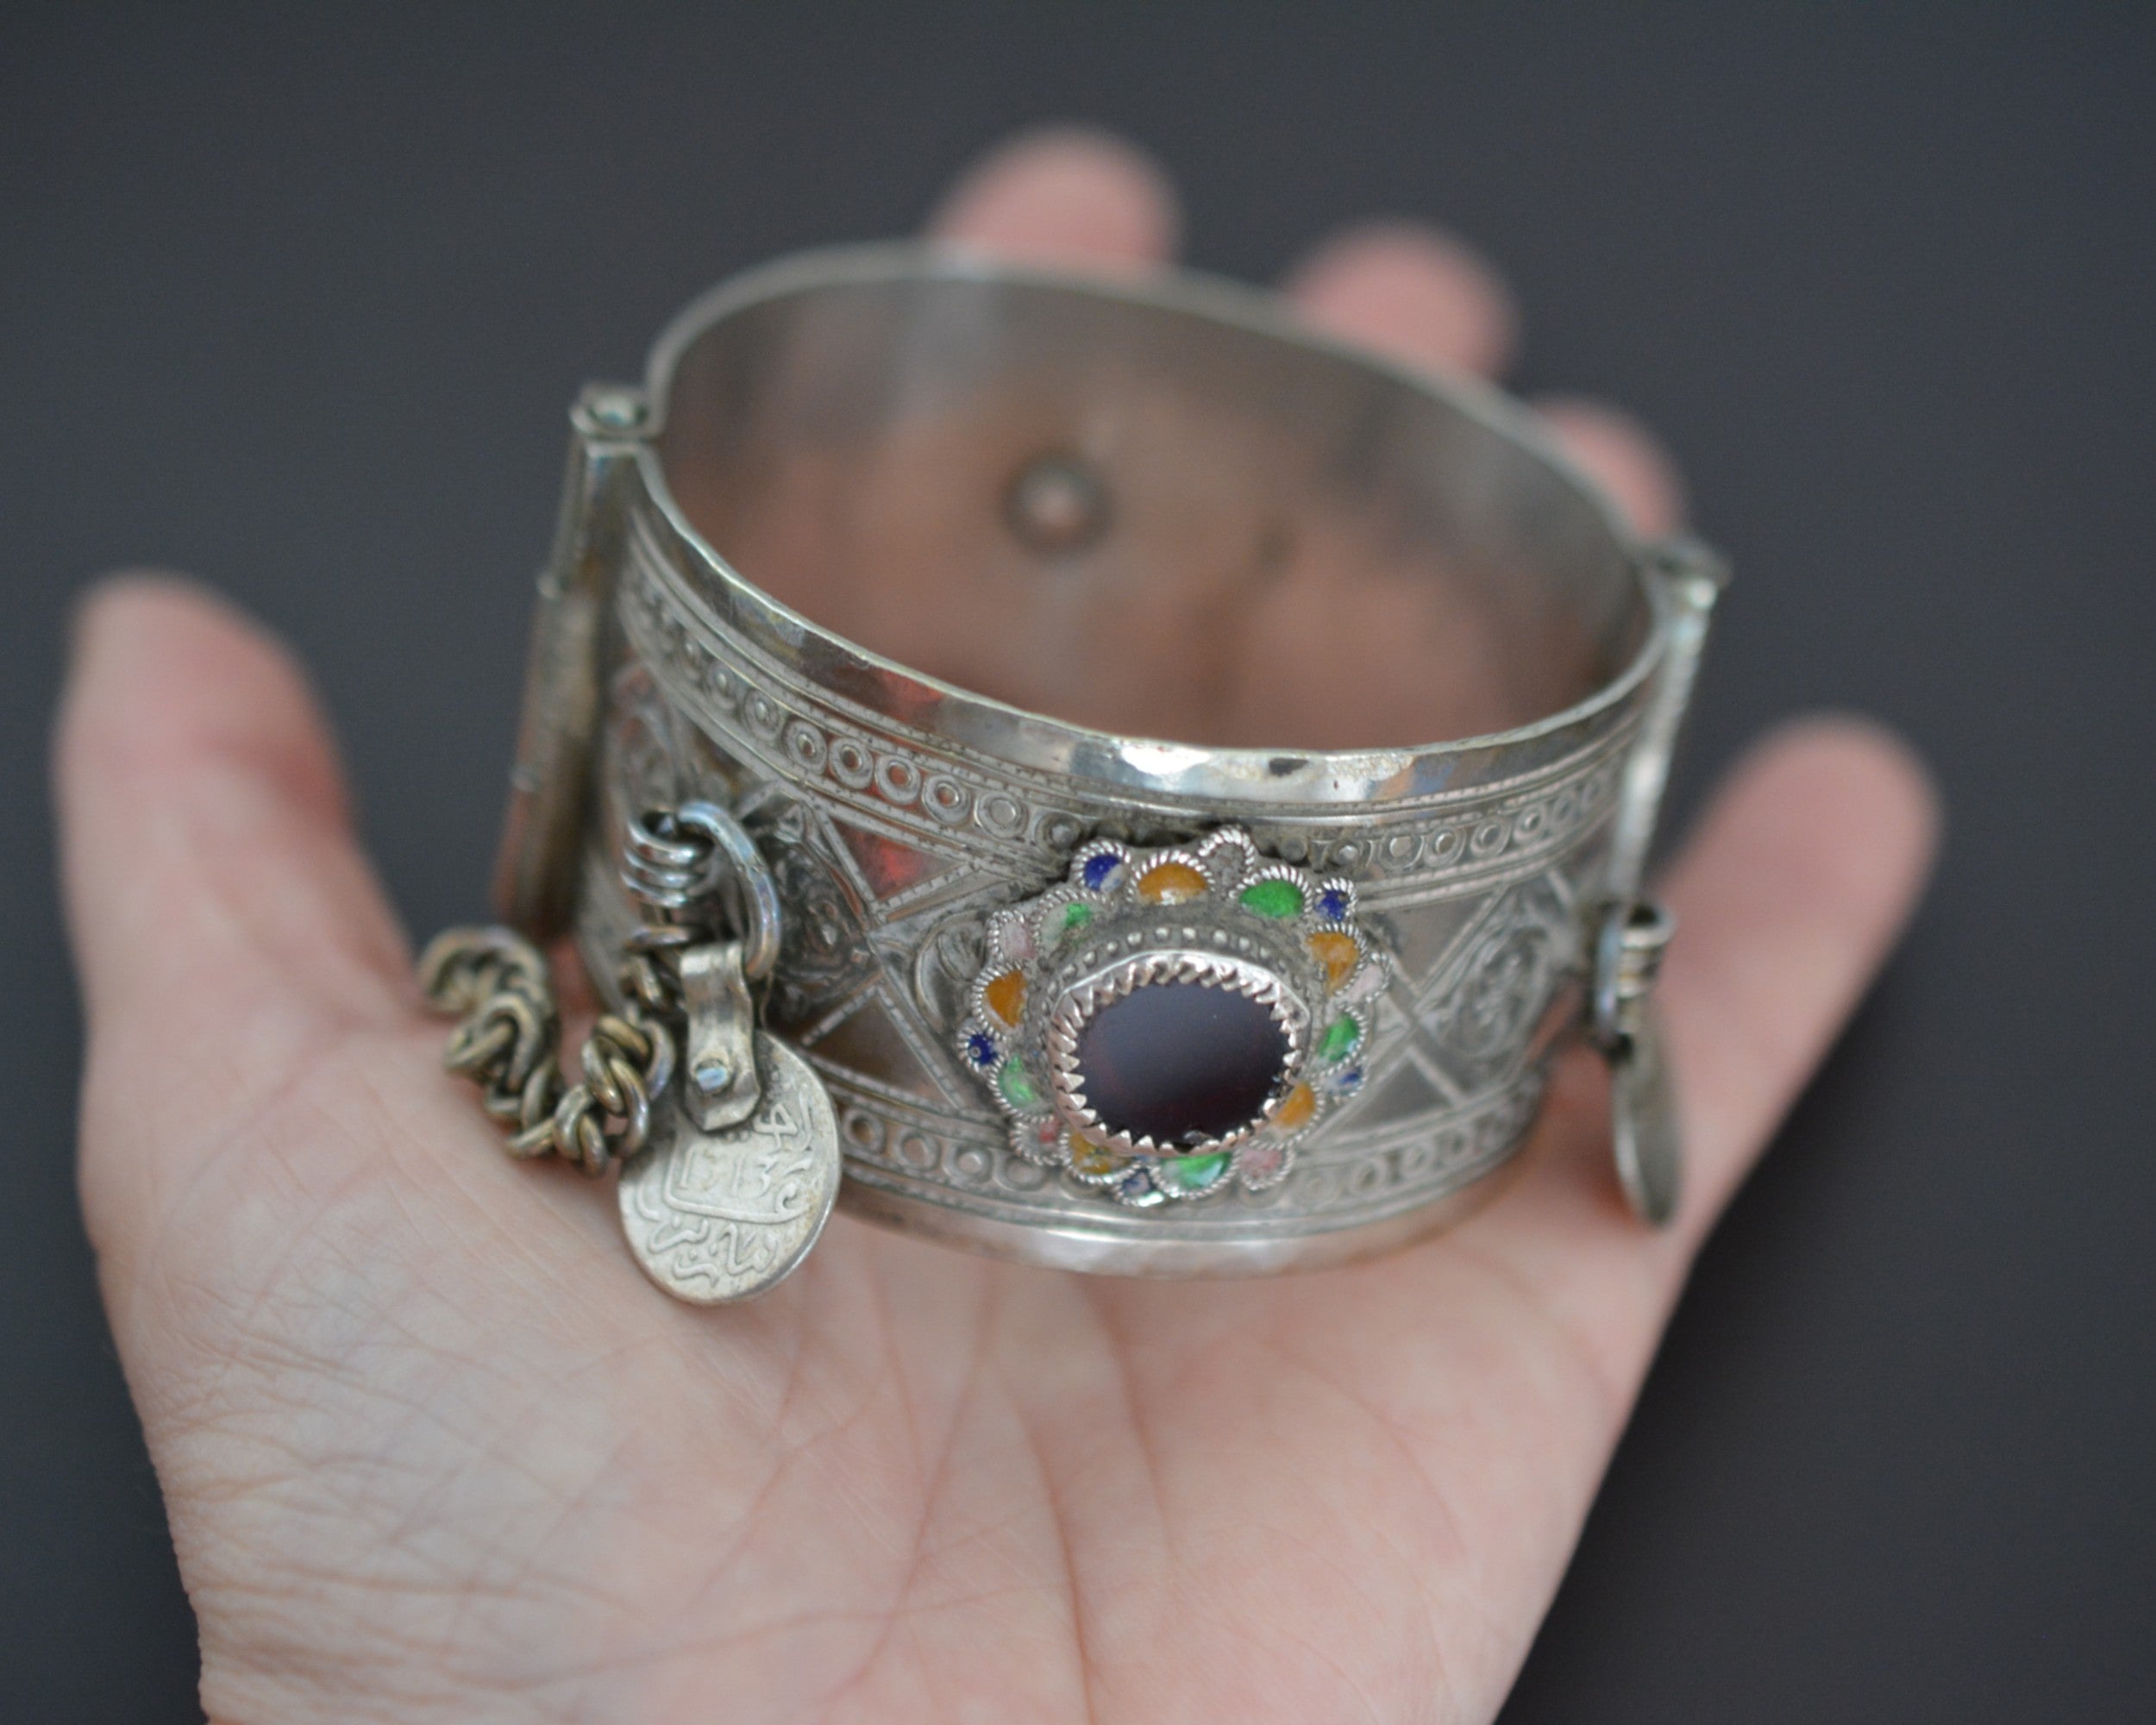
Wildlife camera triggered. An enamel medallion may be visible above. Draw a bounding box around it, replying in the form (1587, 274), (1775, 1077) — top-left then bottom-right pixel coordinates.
(958, 828), (1389, 1207)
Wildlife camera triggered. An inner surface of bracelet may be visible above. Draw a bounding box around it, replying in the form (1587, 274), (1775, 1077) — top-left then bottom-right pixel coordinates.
(655, 266), (1645, 754)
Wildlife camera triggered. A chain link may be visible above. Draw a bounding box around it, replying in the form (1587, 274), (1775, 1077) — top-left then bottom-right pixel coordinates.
(419, 806), (742, 1177)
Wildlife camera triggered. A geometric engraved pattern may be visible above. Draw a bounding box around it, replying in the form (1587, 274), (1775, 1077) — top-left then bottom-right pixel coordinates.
(577, 515), (1643, 1238)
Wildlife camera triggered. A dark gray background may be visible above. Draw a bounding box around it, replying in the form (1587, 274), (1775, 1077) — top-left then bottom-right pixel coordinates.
(5, 4), (2151, 1718)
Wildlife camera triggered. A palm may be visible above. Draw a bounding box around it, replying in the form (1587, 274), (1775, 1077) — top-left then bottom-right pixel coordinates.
(102, 1013), (1653, 1722)
(59, 133), (1936, 1725)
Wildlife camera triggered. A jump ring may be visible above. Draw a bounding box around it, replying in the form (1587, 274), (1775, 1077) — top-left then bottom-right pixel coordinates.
(670, 801), (782, 982)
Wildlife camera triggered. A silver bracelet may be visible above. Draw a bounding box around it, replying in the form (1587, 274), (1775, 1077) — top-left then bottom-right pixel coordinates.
(421, 243), (1725, 1302)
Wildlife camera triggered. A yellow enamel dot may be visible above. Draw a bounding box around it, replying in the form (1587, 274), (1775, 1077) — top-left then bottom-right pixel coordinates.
(983, 969), (1028, 1027)
(1307, 930), (1361, 990)
(1269, 1082), (1317, 1132)
(1137, 860), (1209, 904)
(1069, 1137), (1123, 1179)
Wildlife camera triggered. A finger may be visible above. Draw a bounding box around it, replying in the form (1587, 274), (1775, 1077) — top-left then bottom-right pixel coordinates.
(55, 575), (413, 1044)
(1283, 220), (1519, 377)
(1535, 395), (1686, 536)
(1656, 715), (1942, 1229)
(1467, 715), (1940, 1355)
(927, 125), (1180, 272)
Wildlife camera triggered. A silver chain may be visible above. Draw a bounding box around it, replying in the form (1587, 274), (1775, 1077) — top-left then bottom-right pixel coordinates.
(418, 804), (765, 1177)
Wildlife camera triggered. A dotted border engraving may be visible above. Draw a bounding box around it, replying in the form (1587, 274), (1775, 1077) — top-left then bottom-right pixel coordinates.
(622, 526), (1640, 900)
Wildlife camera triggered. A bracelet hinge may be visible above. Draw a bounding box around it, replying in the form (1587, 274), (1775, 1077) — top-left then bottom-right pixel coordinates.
(492, 383), (655, 940)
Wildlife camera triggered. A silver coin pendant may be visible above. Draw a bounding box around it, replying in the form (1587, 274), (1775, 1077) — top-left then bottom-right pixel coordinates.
(1611, 1004), (1683, 1228)
(618, 1032), (840, 1303)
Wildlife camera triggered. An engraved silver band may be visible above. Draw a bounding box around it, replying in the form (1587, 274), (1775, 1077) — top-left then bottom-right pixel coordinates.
(492, 243), (1723, 1276)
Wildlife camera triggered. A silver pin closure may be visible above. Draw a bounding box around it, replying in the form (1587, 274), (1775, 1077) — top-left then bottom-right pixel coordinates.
(1586, 536), (1725, 1226)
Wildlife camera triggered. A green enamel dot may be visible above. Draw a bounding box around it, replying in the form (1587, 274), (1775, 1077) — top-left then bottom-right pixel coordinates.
(1238, 878), (1305, 919)
(998, 1059), (1041, 1110)
(1058, 901), (1095, 939)
(1318, 1014), (1362, 1063)
(1160, 1151), (1230, 1193)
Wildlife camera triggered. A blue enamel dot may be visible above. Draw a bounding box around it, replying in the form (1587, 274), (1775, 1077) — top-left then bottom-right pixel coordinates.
(966, 1031), (998, 1068)
(1318, 888), (1351, 920)
(1082, 852), (1121, 890)
(1117, 1167), (1156, 1199)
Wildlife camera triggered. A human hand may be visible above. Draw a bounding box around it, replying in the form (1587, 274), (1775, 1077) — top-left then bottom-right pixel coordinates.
(57, 130), (1939, 1724)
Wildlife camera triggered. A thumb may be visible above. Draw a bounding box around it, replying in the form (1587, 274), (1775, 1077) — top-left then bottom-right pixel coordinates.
(55, 577), (418, 1239)
(56, 575), (414, 1027)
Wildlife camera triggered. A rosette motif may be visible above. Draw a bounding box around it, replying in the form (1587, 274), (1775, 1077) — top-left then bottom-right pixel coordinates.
(958, 828), (1389, 1207)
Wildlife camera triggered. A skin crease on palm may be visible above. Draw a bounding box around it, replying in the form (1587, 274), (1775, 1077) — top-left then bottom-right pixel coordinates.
(55, 130), (1940, 1725)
